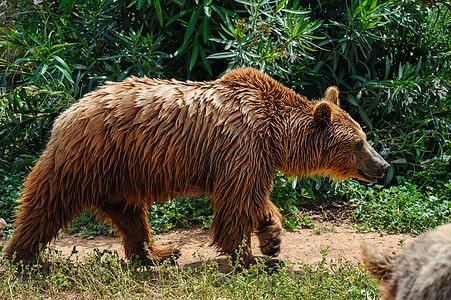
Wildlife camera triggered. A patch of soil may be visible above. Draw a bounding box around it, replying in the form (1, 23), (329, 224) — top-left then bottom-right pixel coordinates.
(18, 221), (412, 272)
(0, 206), (414, 272)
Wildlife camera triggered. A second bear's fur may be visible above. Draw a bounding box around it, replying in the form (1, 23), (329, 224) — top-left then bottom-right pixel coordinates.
(6, 68), (388, 266)
(362, 224), (451, 300)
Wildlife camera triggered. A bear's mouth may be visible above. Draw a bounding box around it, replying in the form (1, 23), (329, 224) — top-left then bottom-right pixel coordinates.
(357, 169), (380, 183)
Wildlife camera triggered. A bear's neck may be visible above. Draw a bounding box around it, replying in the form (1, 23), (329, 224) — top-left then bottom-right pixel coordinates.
(274, 107), (324, 178)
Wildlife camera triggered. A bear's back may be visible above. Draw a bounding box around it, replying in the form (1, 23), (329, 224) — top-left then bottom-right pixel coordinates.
(47, 76), (271, 201)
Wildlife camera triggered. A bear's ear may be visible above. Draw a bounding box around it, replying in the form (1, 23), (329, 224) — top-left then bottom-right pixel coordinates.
(325, 86), (339, 106)
(313, 101), (332, 127)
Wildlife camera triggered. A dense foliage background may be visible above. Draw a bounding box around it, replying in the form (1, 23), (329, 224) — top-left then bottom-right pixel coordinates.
(0, 0), (450, 233)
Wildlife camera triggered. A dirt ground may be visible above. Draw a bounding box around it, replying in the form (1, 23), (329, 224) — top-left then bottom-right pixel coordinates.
(1, 220), (412, 272)
(1, 208), (414, 272)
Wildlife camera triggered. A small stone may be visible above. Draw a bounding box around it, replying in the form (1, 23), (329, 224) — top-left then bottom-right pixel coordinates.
(0, 218), (7, 230)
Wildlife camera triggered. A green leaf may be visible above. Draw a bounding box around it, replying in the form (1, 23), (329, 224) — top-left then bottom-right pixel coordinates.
(353, 0), (368, 18)
(166, 8), (196, 27)
(184, 6), (202, 45)
(384, 56), (390, 80)
(358, 106), (372, 130)
(53, 56), (74, 83)
(153, 0), (163, 27)
(281, 9), (309, 15)
(276, 0), (287, 12)
(174, 41), (190, 57)
(127, 0), (138, 8)
(391, 158), (407, 164)
(203, 0), (212, 18)
(346, 95), (359, 106)
(207, 52), (236, 59)
(384, 165), (394, 185)
(292, 23), (300, 37)
(55, 66), (74, 83)
(313, 61), (324, 72)
(219, 23), (234, 37)
(189, 40), (199, 71)
(5, 106), (18, 124)
(58, 0), (76, 14)
(199, 47), (212, 75)
(202, 14), (209, 44)
(211, 4), (237, 24)
(352, 75), (368, 83)
(40, 63), (49, 75)
(291, 177), (298, 189)
(414, 56), (422, 76)
(299, 177), (316, 200)
(234, 0), (254, 6)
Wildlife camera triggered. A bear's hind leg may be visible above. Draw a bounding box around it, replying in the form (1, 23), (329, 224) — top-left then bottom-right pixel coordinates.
(95, 200), (180, 265)
(6, 195), (81, 263)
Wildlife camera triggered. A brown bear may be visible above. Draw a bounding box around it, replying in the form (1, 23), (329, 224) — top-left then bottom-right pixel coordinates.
(362, 224), (451, 300)
(6, 68), (389, 267)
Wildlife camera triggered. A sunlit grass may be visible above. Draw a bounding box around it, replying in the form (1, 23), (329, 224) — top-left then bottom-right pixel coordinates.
(0, 245), (379, 300)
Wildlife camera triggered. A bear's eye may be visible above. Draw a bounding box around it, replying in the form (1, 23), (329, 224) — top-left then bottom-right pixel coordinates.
(356, 140), (364, 150)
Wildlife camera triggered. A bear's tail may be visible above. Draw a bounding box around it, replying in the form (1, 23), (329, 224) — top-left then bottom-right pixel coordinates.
(361, 242), (394, 282)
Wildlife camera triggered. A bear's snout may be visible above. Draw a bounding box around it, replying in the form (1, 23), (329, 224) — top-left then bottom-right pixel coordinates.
(356, 146), (390, 183)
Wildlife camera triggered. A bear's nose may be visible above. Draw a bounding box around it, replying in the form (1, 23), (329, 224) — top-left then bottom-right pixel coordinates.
(382, 162), (390, 172)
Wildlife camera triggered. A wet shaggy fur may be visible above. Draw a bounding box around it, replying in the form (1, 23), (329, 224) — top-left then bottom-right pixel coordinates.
(6, 68), (388, 267)
(362, 224), (451, 300)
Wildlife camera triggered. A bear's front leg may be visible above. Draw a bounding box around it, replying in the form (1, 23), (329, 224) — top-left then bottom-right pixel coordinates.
(210, 200), (257, 269)
(211, 194), (283, 269)
(257, 200), (283, 257)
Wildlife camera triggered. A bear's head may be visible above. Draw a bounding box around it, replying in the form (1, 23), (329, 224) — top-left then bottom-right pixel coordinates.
(278, 86), (390, 183)
(309, 86), (390, 182)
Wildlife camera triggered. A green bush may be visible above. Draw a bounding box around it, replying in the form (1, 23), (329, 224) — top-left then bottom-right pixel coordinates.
(147, 196), (214, 233)
(65, 210), (114, 237)
(64, 196), (213, 237)
(211, 0), (451, 185)
(0, 0), (450, 233)
(0, 170), (23, 223)
(1, 0), (166, 171)
(342, 178), (451, 235)
(2, 0), (449, 179)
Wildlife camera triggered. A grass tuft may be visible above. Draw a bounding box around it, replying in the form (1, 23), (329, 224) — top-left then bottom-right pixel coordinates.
(0, 244), (379, 300)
